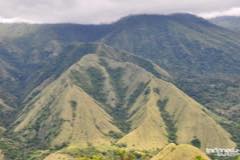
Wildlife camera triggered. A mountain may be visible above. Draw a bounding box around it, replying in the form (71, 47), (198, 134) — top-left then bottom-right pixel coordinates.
(1, 14), (240, 119)
(0, 40), (97, 106)
(0, 22), (115, 111)
(11, 44), (234, 152)
(101, 14), (240, 146)
(211, 16), (240, 32)
(151, 143), (210, 160)
(0, 13), (240, 159)
(103, 14), (240, 111)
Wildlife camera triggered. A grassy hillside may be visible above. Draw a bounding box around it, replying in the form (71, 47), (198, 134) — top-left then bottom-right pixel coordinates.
(101, 14), (240, 144)
(11, 44), (235, 154)
(1, 15), (240, 132)
(0, 14), (240, 159)
(151, 143), (210, 160)
(1, 15), (240, 116)
(42, 143), (211, 160)
(0, 39), (97, 109)
(13, 77), (120, 148)
(103, 15), (240, 114)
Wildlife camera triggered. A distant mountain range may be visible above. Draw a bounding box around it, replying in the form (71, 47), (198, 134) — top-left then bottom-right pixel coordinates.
(211, 16), (240, 32)
(0, 13), (240, 160)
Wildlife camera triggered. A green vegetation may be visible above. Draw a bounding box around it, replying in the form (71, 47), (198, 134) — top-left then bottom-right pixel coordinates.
(28, 106), (52, 147)
(71, 67), (107, 104)
(220, 121), (240, 148)
(115, 143), (128, 148)
(157, 98), (177, 143)
(63, 147), (152, 160)
(0, 139), (24, 160)
(195, 156), (205, 160)
(0, 41), (97, 112)
(100, 58), (130, 133)
(144, 87), (151, 95)
(127, 55), (167, 80)
(127, 82), (149, 106)
(11, 46), (235, 155)
(153, 88), (160, 95)
(108, 131), (123, 140)
(157, 98), (169, 110)
(22, 97), (64, 149)
(106, 67), (127, 104)
(0, 138), (57, 160)
(178, 77), (240, 146)
(1, 14), (239, 159)
(86, 67), (107, 103)
(24, 150), (50, 160)
(110, 106), (130, 133)
(104, 14), (240, 147)
(70, 100), (77, 119)
(191, 138), (201, 148)
(70, 100), (77, 110)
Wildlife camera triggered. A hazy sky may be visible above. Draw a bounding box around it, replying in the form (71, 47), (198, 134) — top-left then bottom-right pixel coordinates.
(0, 0), (240, 23)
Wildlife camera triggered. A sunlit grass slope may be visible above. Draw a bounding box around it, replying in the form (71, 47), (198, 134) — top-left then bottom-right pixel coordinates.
(151, 143), (210, 160)
(12, 44), (235, 150)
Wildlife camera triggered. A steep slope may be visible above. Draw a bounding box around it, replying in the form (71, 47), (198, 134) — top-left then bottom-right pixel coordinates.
(151, 143), (210, 160)
(1, 14), (240, 129)
(211, 16), (240, 32)
(117, 74), (235, 150)
(13, 74), (120, 148)
(0, 23), (113, 129)
(104, 14), (240, 74)
(0, 14), (240, 160)
(101, 14), (240, 143)
(12, 44), (235, 150)
(103, 14), (240, 109)
(0, 37), (98, 109)
(12, 44), (169, 149)
(1, 14), (240, 114)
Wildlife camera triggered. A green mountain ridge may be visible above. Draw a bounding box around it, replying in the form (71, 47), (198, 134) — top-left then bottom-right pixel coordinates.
(10, 44), (235, 153)
(0, 13), (240, 160)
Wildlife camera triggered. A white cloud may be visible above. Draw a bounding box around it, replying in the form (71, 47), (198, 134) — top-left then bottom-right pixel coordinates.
(0, 16), (40, 23)
(199, 7), (240, 19)
(0, 0), (240, 23)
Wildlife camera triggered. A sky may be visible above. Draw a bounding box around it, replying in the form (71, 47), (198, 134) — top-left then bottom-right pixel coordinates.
(0, 0), (240, 24)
